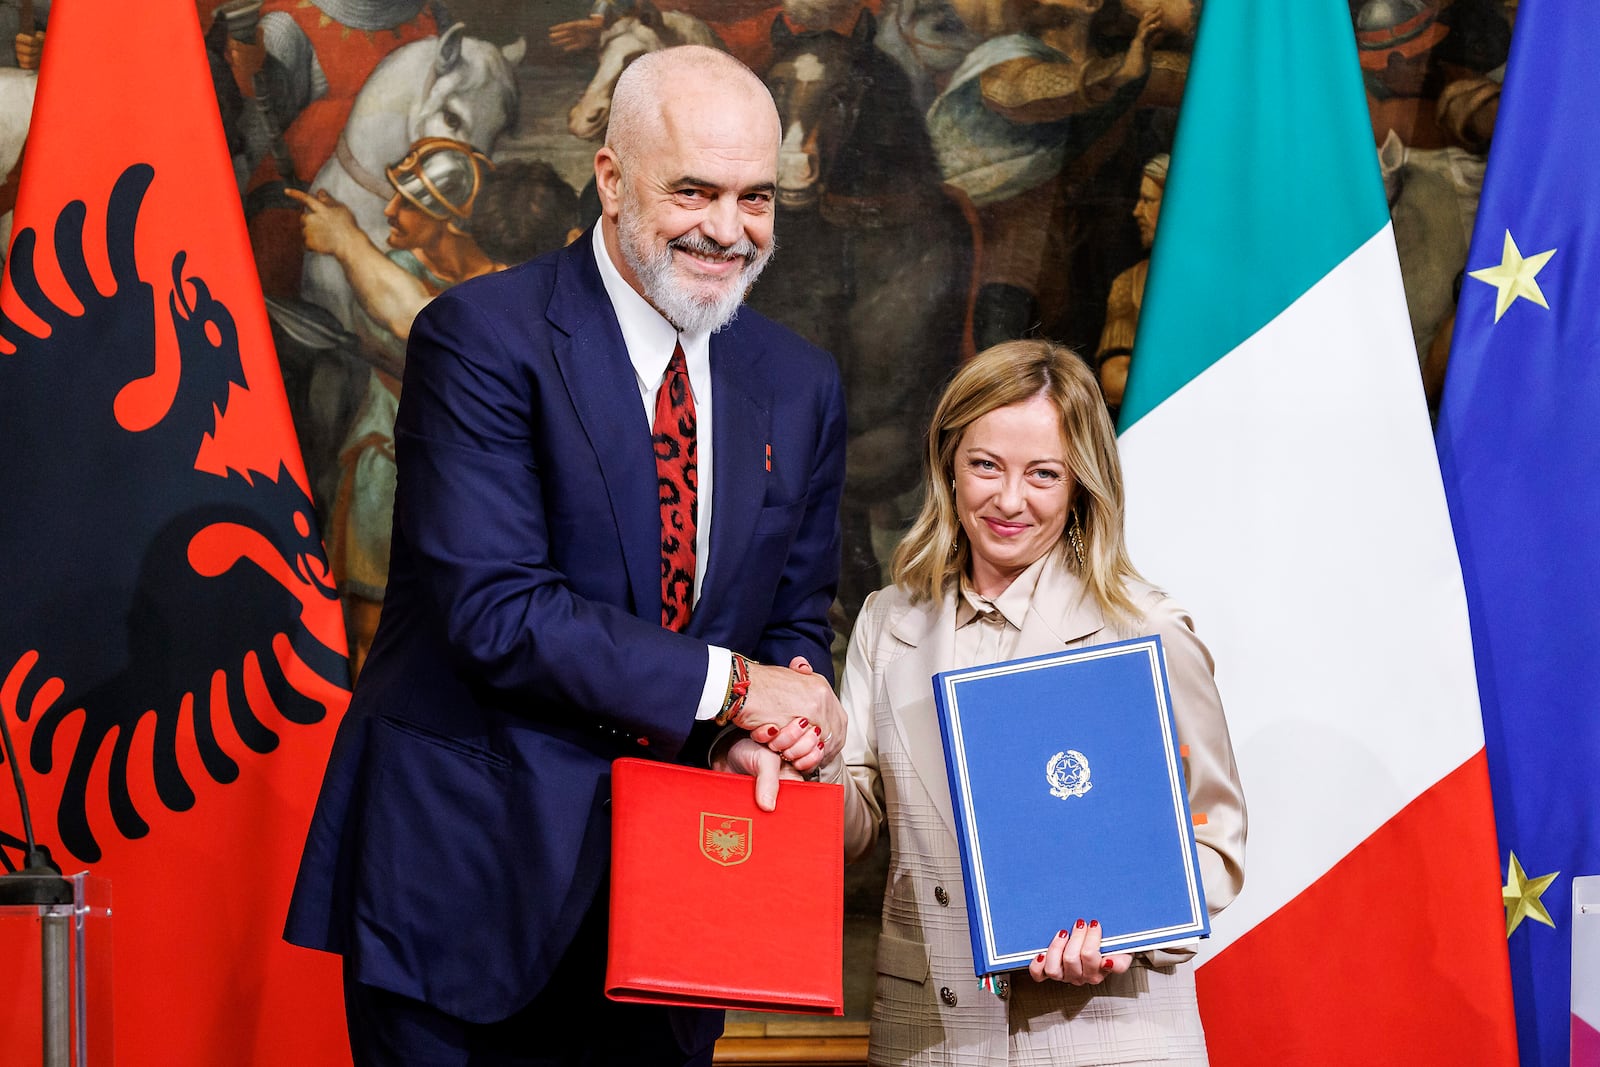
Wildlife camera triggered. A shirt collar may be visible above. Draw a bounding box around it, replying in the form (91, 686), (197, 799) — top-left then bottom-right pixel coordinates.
(591, 223), (711, 390)
(956, 547), (1055, 632)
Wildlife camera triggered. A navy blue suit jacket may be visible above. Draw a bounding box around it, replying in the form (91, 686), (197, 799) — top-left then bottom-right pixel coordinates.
(284, 231), (847, 1032)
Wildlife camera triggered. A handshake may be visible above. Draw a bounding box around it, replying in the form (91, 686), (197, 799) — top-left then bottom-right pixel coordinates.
(716, 656), (844, 812)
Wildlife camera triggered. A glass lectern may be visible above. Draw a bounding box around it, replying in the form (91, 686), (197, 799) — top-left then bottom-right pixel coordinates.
(0, 871), (112, 1066)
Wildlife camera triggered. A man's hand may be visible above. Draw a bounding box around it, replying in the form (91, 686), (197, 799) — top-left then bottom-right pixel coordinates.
(548, 15), (604, 52)
(13, 30), (42, 71)
(735, 658), (844, 772)
(1098, 353), (1130, 407)
(224, 32), (266, 98)
(1114, 9), (1164, 85)
(714, 736), (803, 812)
(284, 187), (364, 258)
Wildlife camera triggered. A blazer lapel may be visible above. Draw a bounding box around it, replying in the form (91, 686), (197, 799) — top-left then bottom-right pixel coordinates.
(546, 234), (660, 618)
(1013, 554), (1109, 658)
(883, 594), (962, 839)
(690, 323), (771, 632)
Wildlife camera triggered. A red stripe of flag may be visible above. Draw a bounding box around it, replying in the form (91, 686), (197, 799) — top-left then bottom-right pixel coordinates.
(1198, 752), (1517, 1065)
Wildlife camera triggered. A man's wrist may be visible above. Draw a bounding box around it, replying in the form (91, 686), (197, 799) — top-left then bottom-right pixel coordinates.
(714, 652), (755, 726)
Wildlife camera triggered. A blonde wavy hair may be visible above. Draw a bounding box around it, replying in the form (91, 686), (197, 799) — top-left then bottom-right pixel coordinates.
(891, 340), (1146, 619)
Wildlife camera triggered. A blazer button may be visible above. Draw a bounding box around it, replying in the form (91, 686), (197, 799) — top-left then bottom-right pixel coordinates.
(934, 885), (949, 906)
(939, 986), (957, 1007)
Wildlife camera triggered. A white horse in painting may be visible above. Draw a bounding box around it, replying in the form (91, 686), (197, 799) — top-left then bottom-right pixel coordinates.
(874, 0), (980, 112)
(567, 5), (722, 141)
(1377, 128), (1486, 369)
(301, 23), (525, 329)
(564, 0), (975, 143)
(0, 67), (38, 268)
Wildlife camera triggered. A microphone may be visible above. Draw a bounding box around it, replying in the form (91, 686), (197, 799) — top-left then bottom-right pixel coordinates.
(0, 702), (70, 906)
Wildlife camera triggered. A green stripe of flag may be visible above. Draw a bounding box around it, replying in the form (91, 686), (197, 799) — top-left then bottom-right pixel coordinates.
(1118, 0), (1391, 430)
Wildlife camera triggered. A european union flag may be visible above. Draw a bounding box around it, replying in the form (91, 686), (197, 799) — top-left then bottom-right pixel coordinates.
(1436, 5), (1600, 1065)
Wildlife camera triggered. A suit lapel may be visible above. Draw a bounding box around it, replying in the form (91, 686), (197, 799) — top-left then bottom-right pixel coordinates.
(691, 323), (770, 632)
(546, 234), (660, 618)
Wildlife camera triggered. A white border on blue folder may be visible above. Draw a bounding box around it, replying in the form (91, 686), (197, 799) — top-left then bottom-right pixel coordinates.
(939, 637), (1206, 970)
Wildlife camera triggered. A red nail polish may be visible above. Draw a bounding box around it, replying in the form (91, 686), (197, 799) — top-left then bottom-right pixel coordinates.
(814, 725), (822, 735)
(1089, 920), (1099, 929)
(799, 718), (809, 728)
(1101, 958), (1115, 972)
(1057, 929), (1068, 939)
(1035, 953), (1045, 963)
(1075, 919), (1086, 930)
(818, 737), (825, 747)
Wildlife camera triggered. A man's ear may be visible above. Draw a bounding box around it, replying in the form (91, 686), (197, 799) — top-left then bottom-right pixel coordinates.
(594, 147), (623, 220)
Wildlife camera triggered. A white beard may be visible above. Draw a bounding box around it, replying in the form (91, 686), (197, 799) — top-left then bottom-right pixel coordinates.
(617, 192), (775, 335)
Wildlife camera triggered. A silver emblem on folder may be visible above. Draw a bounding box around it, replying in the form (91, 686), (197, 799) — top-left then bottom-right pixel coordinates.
(1046, 750), (1092, 799)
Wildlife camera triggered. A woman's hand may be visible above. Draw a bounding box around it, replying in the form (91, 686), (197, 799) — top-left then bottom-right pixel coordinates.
(1027, 919), (1134, 985)
(748, 656), (837, 770)
(737, 653), (844, 771)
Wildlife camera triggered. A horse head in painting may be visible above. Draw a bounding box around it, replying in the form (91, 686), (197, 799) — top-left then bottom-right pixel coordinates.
(756, 12), (976, 618)
(567, 3), (723, 142)
(301, 23), (524, 329)
(767, 11), (946, 222)
(874, 0), (980, 112)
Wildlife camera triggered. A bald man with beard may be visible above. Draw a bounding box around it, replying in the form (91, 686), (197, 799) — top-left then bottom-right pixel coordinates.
(284, 46), (849, 1066)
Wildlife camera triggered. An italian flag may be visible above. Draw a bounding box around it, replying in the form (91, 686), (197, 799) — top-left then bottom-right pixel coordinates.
(1116, 0), (1519, 1061)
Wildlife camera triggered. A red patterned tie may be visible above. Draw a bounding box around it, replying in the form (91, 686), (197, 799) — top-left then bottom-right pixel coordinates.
(653, 342), (697, 631)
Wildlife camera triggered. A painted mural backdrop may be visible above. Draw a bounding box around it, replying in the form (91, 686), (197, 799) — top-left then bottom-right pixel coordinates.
(0, 0), (1517, 1025)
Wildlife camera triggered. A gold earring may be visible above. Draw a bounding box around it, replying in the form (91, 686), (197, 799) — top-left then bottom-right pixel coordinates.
(1068, 511), (1086, 570)
(948, 478), (959, 557)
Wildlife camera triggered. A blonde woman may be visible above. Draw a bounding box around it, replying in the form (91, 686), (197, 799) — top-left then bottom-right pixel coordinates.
(738, 340), (1245, 1064)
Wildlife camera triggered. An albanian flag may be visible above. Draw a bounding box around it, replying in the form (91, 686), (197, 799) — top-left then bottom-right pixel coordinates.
(0, 1), (352, 1063)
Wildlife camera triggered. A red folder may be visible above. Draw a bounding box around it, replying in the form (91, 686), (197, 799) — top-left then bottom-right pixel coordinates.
(605, 757), (845, 1015)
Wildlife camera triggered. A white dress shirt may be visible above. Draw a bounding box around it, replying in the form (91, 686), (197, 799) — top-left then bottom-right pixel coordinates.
(592, 225), (732, 720)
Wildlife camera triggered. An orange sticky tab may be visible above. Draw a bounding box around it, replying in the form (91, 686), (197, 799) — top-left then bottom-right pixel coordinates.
(1179, 744), (1190, 758)
(765, 443), (772, 471)
(1191, 812), (1208, 826)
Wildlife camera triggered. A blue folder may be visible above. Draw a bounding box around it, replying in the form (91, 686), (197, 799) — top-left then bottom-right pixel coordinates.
(933, 635), (1209, 974)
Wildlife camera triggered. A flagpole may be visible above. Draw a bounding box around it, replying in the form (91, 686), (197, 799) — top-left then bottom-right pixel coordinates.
(3, 6), (73, 1061)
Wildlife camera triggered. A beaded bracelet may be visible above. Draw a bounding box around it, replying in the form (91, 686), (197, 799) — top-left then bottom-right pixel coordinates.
(714, 652), (753, 726)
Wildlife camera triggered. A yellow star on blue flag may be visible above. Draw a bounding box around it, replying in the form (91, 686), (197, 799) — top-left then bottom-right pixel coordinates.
(1467, 230), (1556, 323)
(1503, 851), (1559, 937)
(1437, 7), (1600, 1064)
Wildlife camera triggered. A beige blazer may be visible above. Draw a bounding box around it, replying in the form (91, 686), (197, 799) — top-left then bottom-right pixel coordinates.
(824, 557), (1247, 1066)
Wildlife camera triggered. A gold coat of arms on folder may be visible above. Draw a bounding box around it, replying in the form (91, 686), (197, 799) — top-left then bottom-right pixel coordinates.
(700, 813), (752, 866)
